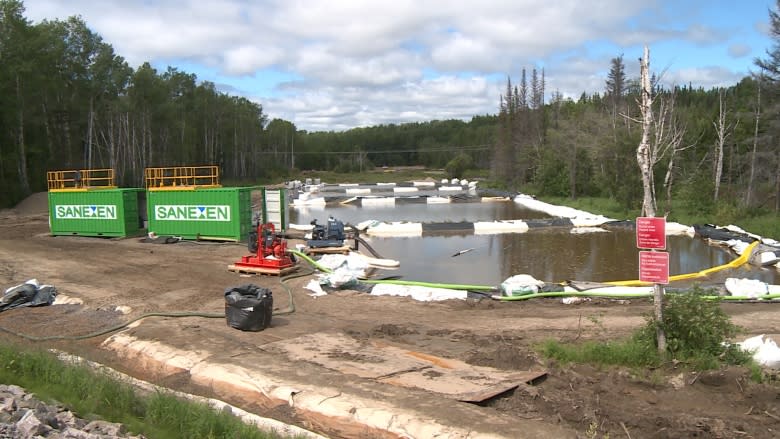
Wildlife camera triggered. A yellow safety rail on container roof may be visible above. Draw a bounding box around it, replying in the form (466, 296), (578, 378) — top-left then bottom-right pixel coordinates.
(144, 166), (221, 190)
(605, 240), (759, 286)
(47, 169), (116, 191)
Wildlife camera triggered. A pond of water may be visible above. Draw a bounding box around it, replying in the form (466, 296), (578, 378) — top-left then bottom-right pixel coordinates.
(289, 200), (780, 288)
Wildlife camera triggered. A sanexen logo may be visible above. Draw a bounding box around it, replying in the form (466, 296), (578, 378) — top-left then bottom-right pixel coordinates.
(155, 205), (231, 221)
(55, 205), (117, 220)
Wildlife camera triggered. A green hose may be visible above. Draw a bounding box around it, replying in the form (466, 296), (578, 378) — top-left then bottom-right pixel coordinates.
(498, 290), (780, 302)
(288, 249), (780, 302)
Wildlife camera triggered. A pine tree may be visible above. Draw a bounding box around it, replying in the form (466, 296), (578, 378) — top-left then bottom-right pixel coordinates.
(755, 0), (780, 81)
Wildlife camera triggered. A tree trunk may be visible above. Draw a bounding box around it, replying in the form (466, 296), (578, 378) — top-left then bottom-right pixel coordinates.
(664, 147), (676, 215)
(570, 141), (577, 199)
(637, 46), (666, 354)
(42, 100), (53, 163)
(713, 89), (728, 202)
(86, 97), (95, 169)
(776, 149), (780, 213)
(637, 47), (656, 217)
(15, 74), (30, 195)
(746, 84), (761, 207)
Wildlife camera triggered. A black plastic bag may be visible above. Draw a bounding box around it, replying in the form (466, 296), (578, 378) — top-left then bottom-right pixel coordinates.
(0, 282), (57, 313)
(224, 284), (273, 331)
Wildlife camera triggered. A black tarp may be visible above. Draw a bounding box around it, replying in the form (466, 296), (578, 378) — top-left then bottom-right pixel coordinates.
(693, 224), (756, 244)
(0, 282), (57, 313)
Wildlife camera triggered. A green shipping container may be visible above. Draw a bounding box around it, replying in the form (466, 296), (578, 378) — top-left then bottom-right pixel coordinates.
(146, 187), (252, 241)
(48, 188), (145, 237)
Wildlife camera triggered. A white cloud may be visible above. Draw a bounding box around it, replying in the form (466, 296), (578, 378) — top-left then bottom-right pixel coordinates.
(661, 66), (744, 89)
(263, 75), (498, 131)
(728, 43), (752, 58)
(223, 45), (283, 75)
(22, 0), (762, 131)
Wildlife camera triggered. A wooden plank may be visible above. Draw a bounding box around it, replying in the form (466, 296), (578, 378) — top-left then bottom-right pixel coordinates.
(227, 264), (299, 276)
(306, 246), (352, 255)
(264, 332), (547, 402)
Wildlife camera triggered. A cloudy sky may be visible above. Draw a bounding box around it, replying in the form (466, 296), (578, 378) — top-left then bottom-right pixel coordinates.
(23, 0), (775, 132)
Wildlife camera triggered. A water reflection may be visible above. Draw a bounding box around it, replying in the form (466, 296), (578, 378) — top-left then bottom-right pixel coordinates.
(289, 202), (780, 287)
(291, 200), (549, 225)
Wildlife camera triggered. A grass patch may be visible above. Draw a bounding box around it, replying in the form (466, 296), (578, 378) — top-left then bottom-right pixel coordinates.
(538, 288), (758, 375)
(539, 338), (659, 368)
(0, 340), (299, 439)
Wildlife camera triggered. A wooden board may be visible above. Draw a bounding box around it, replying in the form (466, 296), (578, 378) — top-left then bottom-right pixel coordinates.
(227, 264), (299, 276)
(263, 332), (547, 402)
(306, 245), (352, 255)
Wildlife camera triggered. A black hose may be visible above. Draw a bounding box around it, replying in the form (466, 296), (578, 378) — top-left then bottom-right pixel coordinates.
(0, 266), (315, 342)
(355, 236), (383, 259)
(0, 311), (225, 342)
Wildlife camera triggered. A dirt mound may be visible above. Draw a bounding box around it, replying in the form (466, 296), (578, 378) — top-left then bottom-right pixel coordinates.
(11, 192), (49, 216)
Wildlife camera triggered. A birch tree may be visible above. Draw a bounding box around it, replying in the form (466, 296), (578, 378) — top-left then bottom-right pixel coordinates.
(712, 88), (735, 202)
(636, 45), (666, 354)
(637, 46), (657, 217)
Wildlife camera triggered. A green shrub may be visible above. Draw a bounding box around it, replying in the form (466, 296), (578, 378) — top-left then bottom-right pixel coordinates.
(444, 153), (474, 179)
(636, 287), (751, 367)
(540, 287), (754, 371)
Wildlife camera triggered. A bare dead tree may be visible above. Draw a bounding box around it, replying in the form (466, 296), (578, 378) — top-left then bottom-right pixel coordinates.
(656, 90), (694, 215)
(636, 45), (666, 354)
(712, 88), (736, 202)
(746, 82), (761, 207)
(637, 46), (657, 216)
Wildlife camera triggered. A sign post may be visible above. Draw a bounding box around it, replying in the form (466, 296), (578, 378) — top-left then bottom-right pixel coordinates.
(636, 217), (666, 250)
(636, 216), (668, 284)
(639, 251), (669, 284)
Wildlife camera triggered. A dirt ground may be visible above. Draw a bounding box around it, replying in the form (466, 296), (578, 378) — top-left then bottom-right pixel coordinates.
(1, 192), (779, 438)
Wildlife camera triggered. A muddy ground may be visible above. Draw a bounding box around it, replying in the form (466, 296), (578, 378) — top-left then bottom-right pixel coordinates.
(0, 192), (779, 438)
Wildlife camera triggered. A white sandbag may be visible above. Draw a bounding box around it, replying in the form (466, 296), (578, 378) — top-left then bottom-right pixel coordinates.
(570, 227), (608, 234)
(724, 278), (770, 298)
(738, 335), (780, 369)
(570, 216), (614, 227)
(370, 284), (467, 301)
(666, 222), (695, 237)
(501, 274), (545, 296)
(758, 251), (780, 266)
(474, 220), (529, 235)
(365, 221), (423, 237)
(304, 280), (327, 297)
(346, 188), (371, 195)
(426, 196), (450, 204)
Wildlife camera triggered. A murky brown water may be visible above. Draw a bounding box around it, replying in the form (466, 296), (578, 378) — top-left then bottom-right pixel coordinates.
(290, 201), (780, 288)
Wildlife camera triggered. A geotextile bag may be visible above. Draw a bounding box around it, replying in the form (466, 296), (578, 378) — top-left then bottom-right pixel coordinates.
(224, 284), (273, 331)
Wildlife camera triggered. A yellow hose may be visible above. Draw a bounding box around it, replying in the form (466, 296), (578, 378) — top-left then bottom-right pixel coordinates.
(605, 241), (759, 287)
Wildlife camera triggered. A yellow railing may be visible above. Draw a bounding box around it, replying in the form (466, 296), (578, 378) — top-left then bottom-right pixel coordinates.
(144, 166), (221, 190)
(47, 169), (116, 191)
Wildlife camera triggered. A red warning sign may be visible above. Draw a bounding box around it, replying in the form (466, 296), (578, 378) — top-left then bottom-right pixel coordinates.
(639, 251), (669, 284)
(636, 217), (666, 250)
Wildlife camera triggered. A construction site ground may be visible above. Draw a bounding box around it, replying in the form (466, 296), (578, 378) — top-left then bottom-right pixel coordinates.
(1, 192), (779, 438)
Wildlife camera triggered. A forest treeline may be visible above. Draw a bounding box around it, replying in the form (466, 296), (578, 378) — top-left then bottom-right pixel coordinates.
(1, 0), (779, 217)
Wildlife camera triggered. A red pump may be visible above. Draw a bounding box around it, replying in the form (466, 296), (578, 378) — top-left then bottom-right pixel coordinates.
(232, 223), (295, 272)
